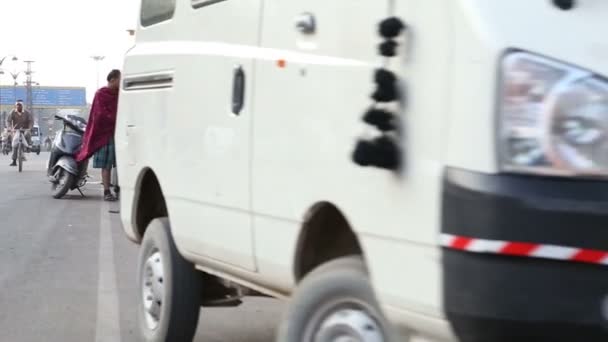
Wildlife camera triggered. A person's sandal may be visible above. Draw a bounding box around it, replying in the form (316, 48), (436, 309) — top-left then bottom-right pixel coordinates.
(104, 192), (118, 202)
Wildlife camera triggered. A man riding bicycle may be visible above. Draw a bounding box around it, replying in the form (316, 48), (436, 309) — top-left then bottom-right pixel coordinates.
(6, 100), (33, 166)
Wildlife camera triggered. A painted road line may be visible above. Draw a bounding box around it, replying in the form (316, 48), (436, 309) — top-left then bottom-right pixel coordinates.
(95, 202), (122, 342)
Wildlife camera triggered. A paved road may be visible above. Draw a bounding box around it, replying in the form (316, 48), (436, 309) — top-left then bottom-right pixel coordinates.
(0, 152), (283, 342)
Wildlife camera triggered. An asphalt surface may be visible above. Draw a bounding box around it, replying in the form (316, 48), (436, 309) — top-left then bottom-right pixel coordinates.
(0, 152), (283, 342)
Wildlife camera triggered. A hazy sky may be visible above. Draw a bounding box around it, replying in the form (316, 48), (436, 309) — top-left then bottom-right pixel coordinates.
(0, 0), (139, 102)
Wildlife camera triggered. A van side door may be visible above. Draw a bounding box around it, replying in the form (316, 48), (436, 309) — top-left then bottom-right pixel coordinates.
(166, 0), (263, 271)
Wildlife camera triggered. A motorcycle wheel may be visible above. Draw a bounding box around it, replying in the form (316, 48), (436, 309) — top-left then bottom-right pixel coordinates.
(51, 168), (75, 199)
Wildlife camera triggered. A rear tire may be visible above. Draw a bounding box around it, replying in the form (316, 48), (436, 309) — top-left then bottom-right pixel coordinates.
(51, 168), (75, 199)
(137, 218), (202, 342)
(277, 256), (396, 342)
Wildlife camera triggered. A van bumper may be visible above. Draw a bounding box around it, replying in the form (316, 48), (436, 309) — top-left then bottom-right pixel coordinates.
(441, 168), (608, 342)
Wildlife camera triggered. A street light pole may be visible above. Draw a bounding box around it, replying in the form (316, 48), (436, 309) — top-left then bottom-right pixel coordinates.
(0, 55), (18, 127)
(91, 56), (105, 88)
(0, 55), (18, 67)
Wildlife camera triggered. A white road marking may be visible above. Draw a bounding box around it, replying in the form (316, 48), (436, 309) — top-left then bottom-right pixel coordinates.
(95, 202), (122, 342)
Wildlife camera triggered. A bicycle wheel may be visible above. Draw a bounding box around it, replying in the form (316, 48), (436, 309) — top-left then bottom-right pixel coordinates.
(18, 143), (23, 172)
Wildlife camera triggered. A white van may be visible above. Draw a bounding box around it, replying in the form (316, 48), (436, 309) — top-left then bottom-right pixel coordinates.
(116, 0), (608, 341)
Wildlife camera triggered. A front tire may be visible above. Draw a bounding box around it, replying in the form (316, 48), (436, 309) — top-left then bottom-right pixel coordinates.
(278, 256), (395, 342)
(18, 145), (23, 172)
(51, 168), (75, 199)
(137, 218), (202, 342)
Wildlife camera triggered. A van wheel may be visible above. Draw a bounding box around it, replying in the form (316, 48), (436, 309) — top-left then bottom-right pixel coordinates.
(277, 256), (395, 342)
(137, 218), (202, 342)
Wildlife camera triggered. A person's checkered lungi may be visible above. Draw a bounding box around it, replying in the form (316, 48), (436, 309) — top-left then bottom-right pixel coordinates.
(92, 138), (116, 169)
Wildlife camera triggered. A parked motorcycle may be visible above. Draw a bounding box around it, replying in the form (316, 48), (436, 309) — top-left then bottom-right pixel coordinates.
(47, 114), (89, 199)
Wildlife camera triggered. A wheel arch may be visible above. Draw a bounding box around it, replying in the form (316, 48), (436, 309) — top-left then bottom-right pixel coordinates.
(131, 167), (169, 242)
(293, 201), (365, 282)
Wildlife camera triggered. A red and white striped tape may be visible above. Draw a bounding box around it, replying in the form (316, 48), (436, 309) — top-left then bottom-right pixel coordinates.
(440, 233), (608, 266)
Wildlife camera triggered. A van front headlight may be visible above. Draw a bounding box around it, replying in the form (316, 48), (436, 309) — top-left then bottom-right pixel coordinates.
(500, 52), (608, 177)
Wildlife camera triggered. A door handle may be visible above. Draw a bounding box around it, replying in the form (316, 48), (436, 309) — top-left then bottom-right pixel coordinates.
(295, 12), (316, 34)
(232, 65), (246, 115)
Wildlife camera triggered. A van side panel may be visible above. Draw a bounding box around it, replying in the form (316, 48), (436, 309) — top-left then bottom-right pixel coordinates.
(251, 0), (454, 338)
(118, 18), (177, 241)
(160, 0), (263, 271)
(251, 0), (386, 293)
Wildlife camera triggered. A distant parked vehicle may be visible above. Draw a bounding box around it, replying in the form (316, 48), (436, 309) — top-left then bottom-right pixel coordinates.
(30, 125), (41, 155)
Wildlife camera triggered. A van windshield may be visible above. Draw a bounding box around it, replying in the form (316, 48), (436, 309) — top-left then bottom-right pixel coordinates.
(31, 127), (39, 136)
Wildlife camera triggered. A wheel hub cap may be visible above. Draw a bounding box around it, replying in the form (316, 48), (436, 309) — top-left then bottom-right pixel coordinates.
(315, 309), (384, 342)
(142, 251), (164, 330)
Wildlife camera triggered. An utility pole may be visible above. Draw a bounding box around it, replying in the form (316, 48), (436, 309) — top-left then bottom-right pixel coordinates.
(91, 56), (105, 88)
(10, 71), (20, 103)
(24, 60), (35, 118)
(24, 81), (40, 126)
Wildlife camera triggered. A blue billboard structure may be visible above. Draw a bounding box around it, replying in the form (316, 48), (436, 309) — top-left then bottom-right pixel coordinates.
(0, 86), (86, 108)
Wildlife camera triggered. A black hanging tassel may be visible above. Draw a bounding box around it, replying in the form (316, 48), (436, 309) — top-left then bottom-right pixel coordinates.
(372, 69), (398, 102)
(352, 140), (376, 167)
(363, 109), (396, 132)
(375, 69), (396, 88)
(371, 136), (400, 170)
(350, 16), (407, 171)
(372, 84), (398, 103)
(379, 40), (398, 57)
(352, 136), (400, 170)
(379, 17), (406, 39)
